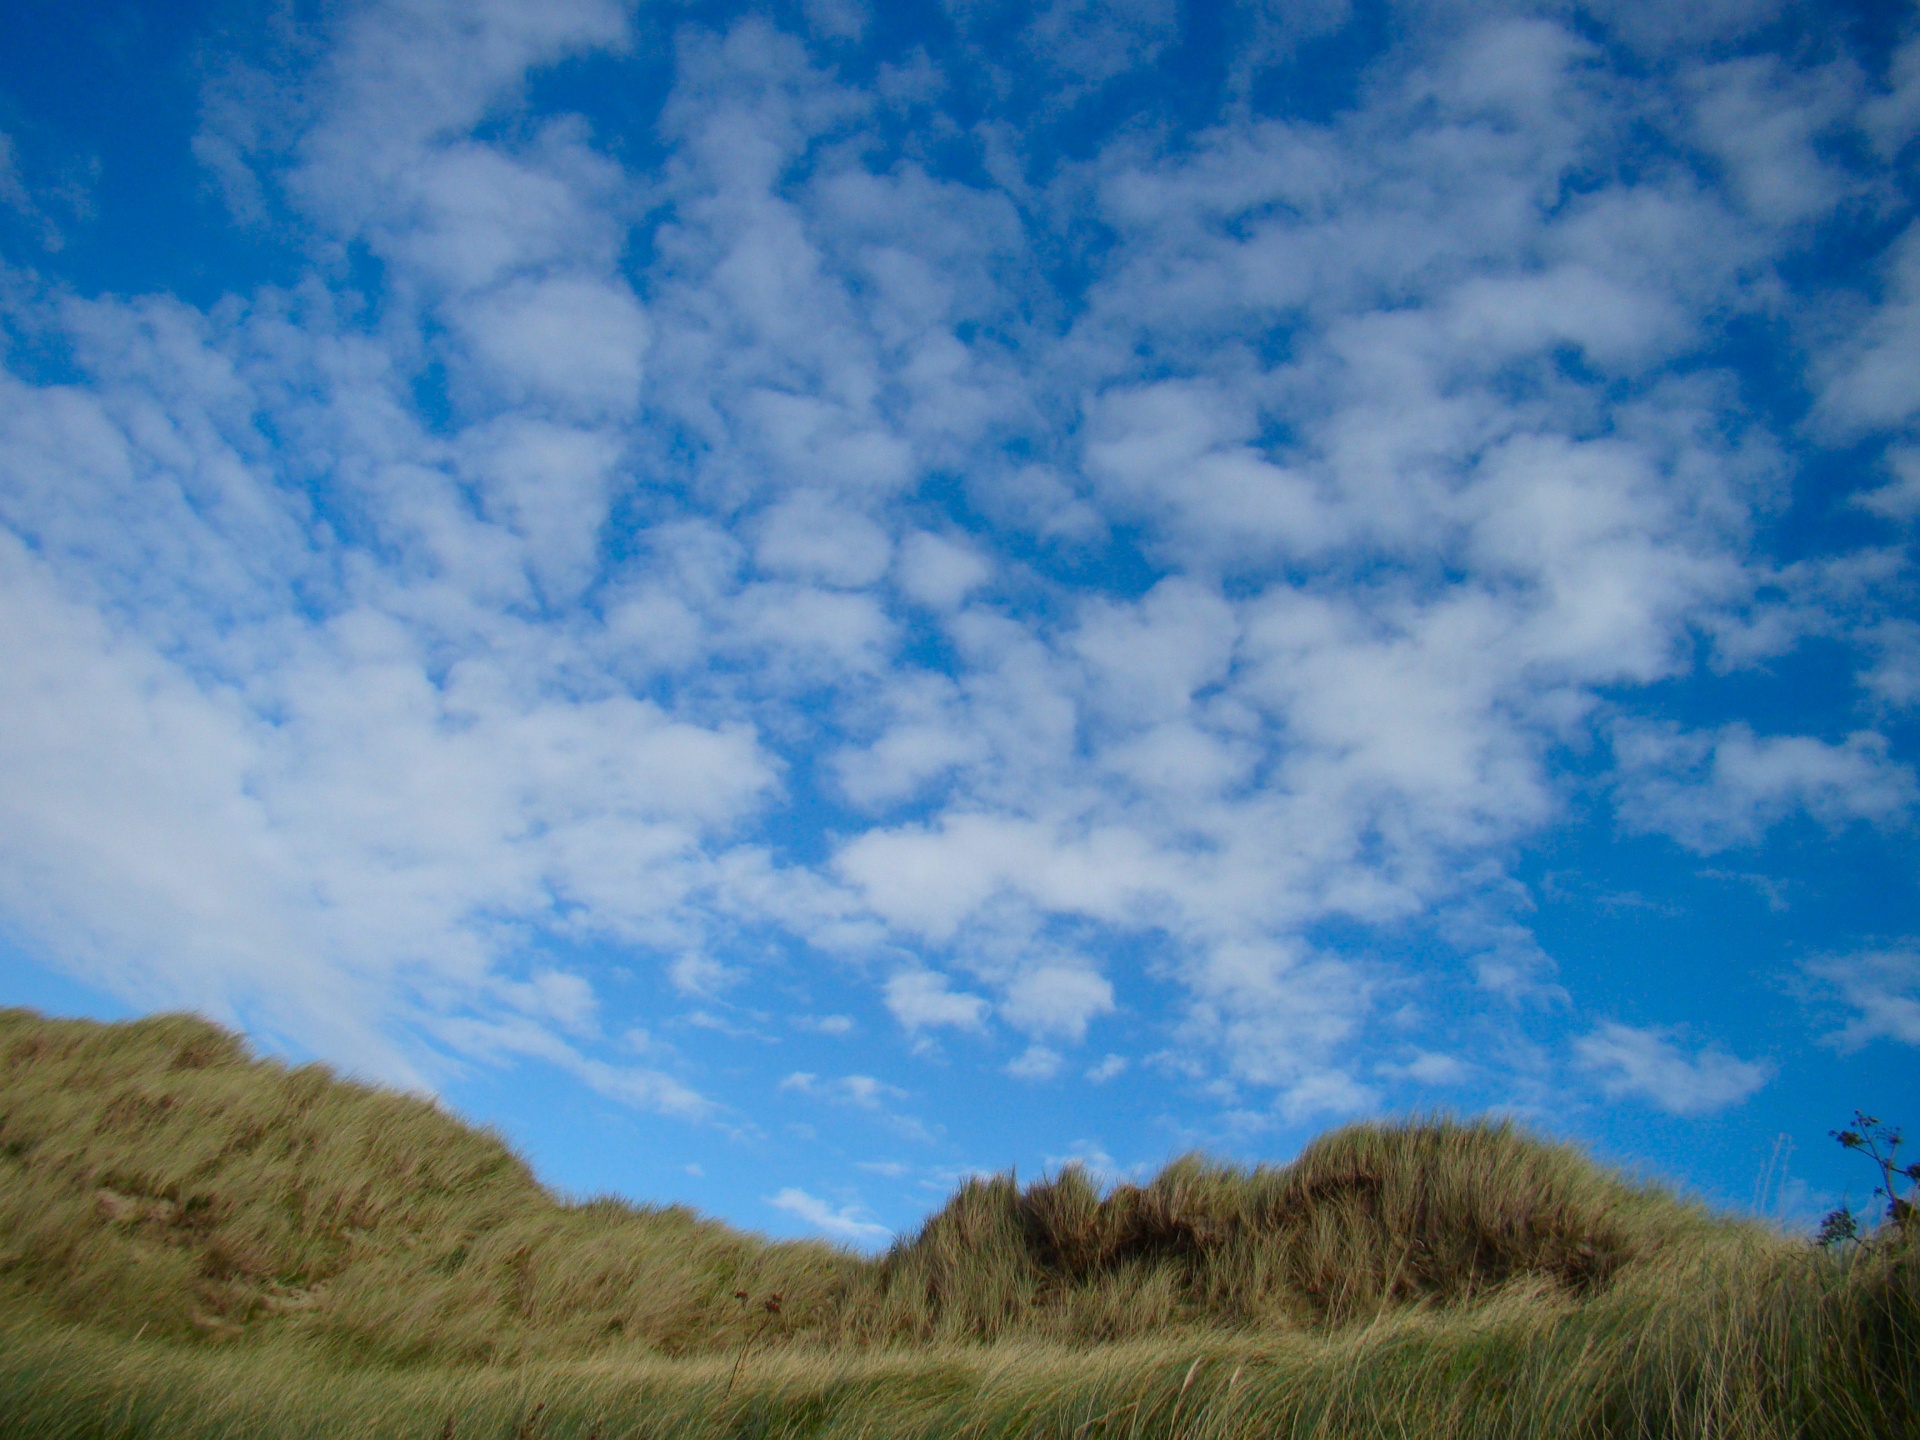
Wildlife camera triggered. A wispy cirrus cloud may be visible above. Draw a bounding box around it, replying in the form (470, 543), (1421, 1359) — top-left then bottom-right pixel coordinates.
(1804, 948), (1920, 1051)
(767, 1187), (890, 1244)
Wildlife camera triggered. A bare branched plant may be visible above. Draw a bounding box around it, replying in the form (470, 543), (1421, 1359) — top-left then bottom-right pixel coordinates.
(1819, 1112), (1919, 1248)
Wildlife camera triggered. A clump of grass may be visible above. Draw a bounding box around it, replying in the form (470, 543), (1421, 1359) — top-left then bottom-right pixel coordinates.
(1, 1005), (1914, 1440)
(863, 1119), (1712, 1343)
(0, 1007), (856, 1361)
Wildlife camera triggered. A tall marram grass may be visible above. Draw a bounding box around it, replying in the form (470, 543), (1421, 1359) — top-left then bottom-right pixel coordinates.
(1, 1006), (1914, 1439)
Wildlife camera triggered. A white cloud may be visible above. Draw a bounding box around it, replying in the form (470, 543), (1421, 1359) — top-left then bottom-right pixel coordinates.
(1585, 0), (1785, 53)
(1856, 450), (1920, 523)
(803, 0), (868, 43)
(895, 530), (990, 610)
(780, 1070), (907, 1109)
(831, 673), (985, 810)
(0, 0), (1911, 1149)
(1687, 57), (1854, 227)
(1006, 1044), (1063, 1081)
(453, 276), (647, 419)
(669, 953), (744, 998)
(1860, 621), (1920, 709)
(498, 969), (598, 1034)
(837, 813), (1163, 940)
(1229, 0), (1350, 93)
(1804, 948), (1920, 1050)
(1574, 1023), (1772, 1115)
(1863, 32), (1920, 157)
(794, 1013), (856, 1035)
(999, 965), (1114, 1042)
(0, 131), (60, 248)
(1380, 1051), (1468, 1086)
(437, 1013), (715, 1121)
(753, 489), (893, 588)
(1022, 0), (1177, 87)
(1818, 228), (1920, 434)
(883, 968), (989, 1032)
(1614, 722), (1916, 852)
(767, 1187), (891, 1244)
(458, 418), (621, 600)
(1278, 1068), (1377, 1123)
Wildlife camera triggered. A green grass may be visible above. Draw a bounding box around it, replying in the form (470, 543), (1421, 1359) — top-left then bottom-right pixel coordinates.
(1, 1006), (1914, 1438)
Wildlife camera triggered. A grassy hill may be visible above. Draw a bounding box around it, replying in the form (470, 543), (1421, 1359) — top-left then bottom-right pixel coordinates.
(0, 1006), (1914, 1439)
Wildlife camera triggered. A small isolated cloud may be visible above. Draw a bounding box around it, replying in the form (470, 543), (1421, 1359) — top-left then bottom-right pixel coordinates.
(1379, 1051), (1468, 1086)
(1006, 1044), (1062, 1080)
(1278, 1069), (1377, 1123)
(794, 1013), (855, 1036)
(1085, 1053), (1127, 1082)
(1804, 947), (1920, 1050)
(884, 968), (989, 1032)
(768, 1187), (891, 1245)
(779, 1071), (907, 1109)
(1574, 1023), (1772, 1115)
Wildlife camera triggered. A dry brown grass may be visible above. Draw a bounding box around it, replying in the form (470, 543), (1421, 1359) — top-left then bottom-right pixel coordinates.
(1, 1005), (1915, 1439)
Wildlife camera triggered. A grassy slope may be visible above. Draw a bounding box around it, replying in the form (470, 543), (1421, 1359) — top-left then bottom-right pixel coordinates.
(1, 1006), (1914, 1439)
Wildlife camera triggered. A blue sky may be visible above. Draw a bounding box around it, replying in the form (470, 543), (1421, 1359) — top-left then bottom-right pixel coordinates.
(1, 0), (1916, 1247)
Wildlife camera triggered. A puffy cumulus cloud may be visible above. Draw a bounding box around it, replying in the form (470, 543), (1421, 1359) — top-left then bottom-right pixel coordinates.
(2, 0), (1916, 1150)
(999, 965), (1115, 1043)
(883, 969), (990, 1033)
(287, 0), (633, 247)
(451, 276), (648, 420)
(894, 531), (991, 611)
(753, 489), (893, 588)
(1574, 1023), (1773, 1116)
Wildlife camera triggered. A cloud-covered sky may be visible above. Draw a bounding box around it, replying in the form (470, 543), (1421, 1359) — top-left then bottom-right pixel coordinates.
(1, 0), (1915, 1242)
